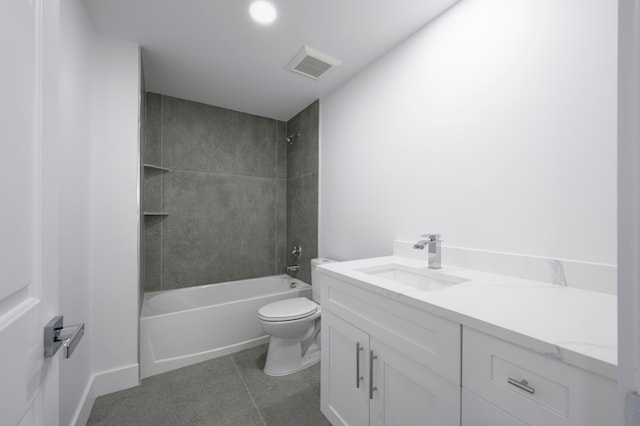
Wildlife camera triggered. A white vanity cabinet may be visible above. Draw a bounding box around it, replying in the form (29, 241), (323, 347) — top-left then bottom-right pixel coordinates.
(320, 275), (461, 426)
(319, 255), (617, 426)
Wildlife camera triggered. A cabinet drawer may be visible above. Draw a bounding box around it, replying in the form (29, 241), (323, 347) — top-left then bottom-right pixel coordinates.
(462, 389), (527, 426)
(321, 275), (461, 385)
(462, 327), (616, 426)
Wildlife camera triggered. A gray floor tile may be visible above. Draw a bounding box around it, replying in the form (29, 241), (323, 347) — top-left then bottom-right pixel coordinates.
(87, 355), (262, 426)
(232, 346), (331, 426)
(87, 345), (330, 426)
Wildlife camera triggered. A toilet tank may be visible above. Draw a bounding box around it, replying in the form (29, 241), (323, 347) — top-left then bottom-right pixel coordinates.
(310, 258), (336, 303)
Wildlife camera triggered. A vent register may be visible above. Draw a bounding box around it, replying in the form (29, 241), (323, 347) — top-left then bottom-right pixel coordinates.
(285, 46), (341, 80)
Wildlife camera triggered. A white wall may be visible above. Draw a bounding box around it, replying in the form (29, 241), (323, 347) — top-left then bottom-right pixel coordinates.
(90, 35), (140, 379)
(55, 2), (142, 423)
(320, 0), (617, 266)
(58, 1), (94, 424)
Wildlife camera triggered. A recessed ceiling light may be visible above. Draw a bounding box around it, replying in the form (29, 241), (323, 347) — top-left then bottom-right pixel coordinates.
(249, 1), (277, 25)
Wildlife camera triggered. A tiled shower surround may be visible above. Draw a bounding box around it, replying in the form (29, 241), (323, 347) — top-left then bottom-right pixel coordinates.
(285, 101), (319, 284)
(143, 93), (318, 291)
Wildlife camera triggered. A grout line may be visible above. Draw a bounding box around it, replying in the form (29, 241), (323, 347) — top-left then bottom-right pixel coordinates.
(285, 122), (290, 270)
(163, 167), (276, 180)
(230, 355), (267, 426)
(287, 170), (317, 180)
(160, 94), (164, 292)
(274, 120), (278, 275)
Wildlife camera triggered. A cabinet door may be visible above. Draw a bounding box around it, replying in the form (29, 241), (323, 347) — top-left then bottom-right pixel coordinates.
(369, 338), (460, 426)
(321, 311), (370, 426)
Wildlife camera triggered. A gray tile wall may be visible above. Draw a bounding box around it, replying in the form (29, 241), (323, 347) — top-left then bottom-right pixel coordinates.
(286, 101), (319, 284)
(143, 93), (164, 292)
(139, 73), (146, 307)
(275, 121), (288, 275)
(143, 93), (288, 291)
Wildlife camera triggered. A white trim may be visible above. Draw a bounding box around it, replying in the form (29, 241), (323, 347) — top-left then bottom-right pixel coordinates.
(31, 0), (44, 303)
(618, 0), (640, 423)
(70, 372), (95, 426)
(71, 364), (140, 426)
(91, 364), (139, 398)
(317, 100), (323, 261)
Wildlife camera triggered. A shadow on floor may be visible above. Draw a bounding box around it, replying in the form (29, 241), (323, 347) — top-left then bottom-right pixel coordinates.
(87, 345), (331, 426)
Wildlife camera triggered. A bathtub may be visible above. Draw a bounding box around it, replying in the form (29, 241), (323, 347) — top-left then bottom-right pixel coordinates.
(140, 274), (311, 378)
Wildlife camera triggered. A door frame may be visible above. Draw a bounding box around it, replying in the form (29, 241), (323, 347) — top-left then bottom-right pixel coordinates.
(617, 0), (640, 423)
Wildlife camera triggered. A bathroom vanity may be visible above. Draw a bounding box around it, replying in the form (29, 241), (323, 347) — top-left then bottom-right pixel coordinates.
(318, 251), (616, 425)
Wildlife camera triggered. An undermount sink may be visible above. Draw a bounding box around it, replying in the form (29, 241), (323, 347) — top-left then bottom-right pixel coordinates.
(358, 263), (470, 291)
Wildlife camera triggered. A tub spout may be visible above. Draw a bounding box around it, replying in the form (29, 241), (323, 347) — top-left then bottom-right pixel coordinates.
(287, 265), (300, 273)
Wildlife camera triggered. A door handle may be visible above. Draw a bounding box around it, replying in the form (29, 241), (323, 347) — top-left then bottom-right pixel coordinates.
(356, 342), (364, 388)
(369, 350), (378, 399)
(507, 377), (535, 394)
(44, 316), (85, 359)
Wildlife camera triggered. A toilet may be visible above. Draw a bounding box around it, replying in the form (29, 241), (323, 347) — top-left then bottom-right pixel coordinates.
(257, 258), (335, 376)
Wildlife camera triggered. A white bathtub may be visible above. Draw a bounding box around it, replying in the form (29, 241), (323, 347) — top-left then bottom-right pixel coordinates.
(140, 274), (311, 378)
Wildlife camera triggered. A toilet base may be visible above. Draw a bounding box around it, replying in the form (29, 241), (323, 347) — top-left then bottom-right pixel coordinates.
(263, 336), (321, 376)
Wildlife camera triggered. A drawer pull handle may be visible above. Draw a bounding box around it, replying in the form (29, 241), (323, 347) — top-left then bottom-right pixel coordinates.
(369, 350), (378, 400)
(356, 342), (364, 388)
(507, 377), (536, 394)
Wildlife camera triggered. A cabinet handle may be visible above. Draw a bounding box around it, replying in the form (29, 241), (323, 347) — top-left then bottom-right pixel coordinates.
(507, 377), (536, 394)
(369, 350), (378, 399)
(356, 342), (364, 388)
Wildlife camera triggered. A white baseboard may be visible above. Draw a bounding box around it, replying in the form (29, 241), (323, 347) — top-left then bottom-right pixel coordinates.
(72, 363), (139, 426)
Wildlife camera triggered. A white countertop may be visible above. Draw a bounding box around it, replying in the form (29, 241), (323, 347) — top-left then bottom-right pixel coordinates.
(318, 255), (617, 380)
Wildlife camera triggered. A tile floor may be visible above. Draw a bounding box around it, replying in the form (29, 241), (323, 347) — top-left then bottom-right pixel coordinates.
(87, 345), (331, 426)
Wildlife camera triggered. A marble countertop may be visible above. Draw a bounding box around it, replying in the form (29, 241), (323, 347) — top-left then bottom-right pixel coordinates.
(318, 255), (617, 380)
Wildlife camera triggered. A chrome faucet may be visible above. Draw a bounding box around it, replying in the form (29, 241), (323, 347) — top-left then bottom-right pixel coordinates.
(413, 234), (442, 269)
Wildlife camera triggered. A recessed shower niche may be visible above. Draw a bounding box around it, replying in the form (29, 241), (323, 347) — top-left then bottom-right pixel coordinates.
(143, 163), (169, 216)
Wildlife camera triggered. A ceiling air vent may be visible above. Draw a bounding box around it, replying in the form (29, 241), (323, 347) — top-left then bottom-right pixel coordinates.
(285, 46), (341, 80)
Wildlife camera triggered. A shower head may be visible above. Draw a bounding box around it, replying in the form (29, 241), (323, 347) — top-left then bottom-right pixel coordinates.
(286, 133), (300, 144)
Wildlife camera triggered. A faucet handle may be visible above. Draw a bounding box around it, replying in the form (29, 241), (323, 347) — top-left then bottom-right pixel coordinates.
(420, 233), (442, 241)
(291, 244), (302, 259)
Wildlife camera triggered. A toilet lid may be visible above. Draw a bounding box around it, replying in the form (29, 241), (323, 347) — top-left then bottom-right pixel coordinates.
(258, 297), (318, 321)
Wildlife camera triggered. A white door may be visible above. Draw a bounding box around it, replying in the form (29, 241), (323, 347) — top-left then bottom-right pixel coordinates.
(0, 0), (60, 425)
(369, 338), (460, 426)
(321, 311), (370, 426)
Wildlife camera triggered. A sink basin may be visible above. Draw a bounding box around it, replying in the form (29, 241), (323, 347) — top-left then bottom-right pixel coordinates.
(358, 263), (469, 291)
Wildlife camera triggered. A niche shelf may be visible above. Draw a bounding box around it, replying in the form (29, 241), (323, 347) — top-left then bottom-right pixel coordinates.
(143, 163), (170, 172)
(143, 163), (169, 217)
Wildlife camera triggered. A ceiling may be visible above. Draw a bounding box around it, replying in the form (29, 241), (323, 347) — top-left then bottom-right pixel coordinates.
(85, 0), (459, 121)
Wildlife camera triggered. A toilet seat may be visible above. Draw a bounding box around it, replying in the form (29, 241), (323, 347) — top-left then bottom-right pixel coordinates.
(258, 297), (318, 322)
